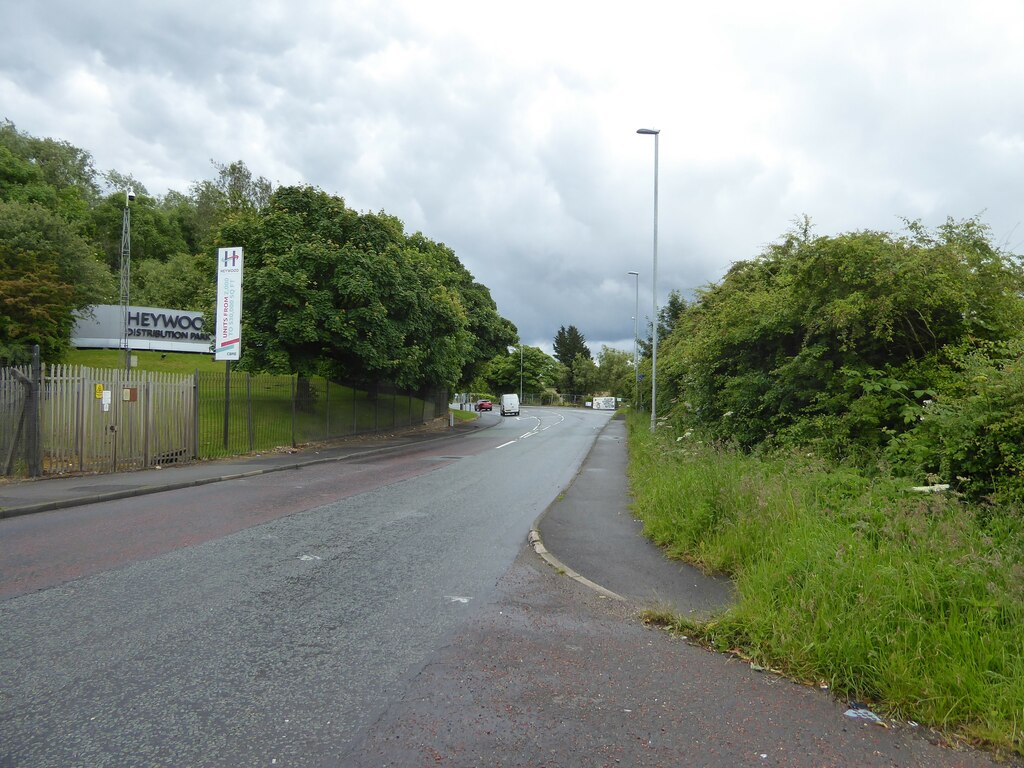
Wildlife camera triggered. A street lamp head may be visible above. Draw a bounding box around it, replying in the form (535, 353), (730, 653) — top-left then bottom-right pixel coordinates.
(636, 128), (660, 135)
(628, 270), (639, 276)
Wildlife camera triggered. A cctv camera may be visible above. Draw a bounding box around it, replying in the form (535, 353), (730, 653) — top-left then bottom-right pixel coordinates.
(126, 189), (136, 202)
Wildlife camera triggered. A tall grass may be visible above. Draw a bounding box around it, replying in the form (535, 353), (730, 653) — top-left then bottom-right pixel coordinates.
(627, 412), (1024, 756)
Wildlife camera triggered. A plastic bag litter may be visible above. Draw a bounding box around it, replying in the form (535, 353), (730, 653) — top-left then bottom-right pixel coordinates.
(844, 703), (887, 727)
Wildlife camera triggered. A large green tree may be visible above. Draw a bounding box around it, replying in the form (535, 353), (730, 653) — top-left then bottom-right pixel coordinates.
(595, 345), (634, 398)
(479, 345), (562, 395)
(553, 324), (591, 393)
(217, 185), (509, 392)
(0, 200), (113, 360)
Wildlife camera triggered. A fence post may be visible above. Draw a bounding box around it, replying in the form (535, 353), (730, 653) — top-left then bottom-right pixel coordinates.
(192, 370), (200, 460)
(26, 345), (42, 477)
(291, 375), (297, 448)
(143, 380), (151, 467)
(247, 372), (254, 453)
(77, 367), (86, 472)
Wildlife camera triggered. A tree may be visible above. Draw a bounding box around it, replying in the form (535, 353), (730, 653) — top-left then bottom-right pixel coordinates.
(0, 200), (113, 360)
(595, 345), (634, 398)
(553, 325), (591, 366)
(0, 121), (98, 230)
(405, 232), (518, 387)
(190, 160), (273, 252)
(478, 346), (562, 395)
(639, 289), (687, 359)
(570, 353), (600, 397)
(90, 190), (191, 271)
(553, 324), (592, 393)
(217, 185), (501, 392)
(132, 252), (211, 311)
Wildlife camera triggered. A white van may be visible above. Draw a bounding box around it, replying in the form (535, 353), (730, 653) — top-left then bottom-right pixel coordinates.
(499, 393), (520, 416)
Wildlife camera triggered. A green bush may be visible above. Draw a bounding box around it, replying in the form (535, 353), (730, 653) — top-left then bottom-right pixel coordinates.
(888, 341), (1024, 504)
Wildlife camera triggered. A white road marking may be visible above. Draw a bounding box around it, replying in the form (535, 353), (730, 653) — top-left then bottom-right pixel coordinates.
(445, 595), (472, 603)
(298, 554), (321, 561)
(492, 409), (574, 450)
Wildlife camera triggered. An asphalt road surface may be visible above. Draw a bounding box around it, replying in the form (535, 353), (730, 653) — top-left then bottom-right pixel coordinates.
(0, 408), (611, 767)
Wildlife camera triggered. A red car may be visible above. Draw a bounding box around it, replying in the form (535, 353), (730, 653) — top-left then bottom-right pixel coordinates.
(475, 399), (492, 411)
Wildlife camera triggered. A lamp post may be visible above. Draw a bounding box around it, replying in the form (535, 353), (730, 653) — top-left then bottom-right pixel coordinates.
(627, 270), (639, 407)
(636, 128), (659, 431)
(519, 342), (524, 402)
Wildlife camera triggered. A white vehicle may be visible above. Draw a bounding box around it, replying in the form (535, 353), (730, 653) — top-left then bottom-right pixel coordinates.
(499, 393), (520, 416)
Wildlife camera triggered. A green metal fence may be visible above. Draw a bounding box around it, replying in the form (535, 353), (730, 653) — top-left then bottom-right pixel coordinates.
(195, 371), (448, 459)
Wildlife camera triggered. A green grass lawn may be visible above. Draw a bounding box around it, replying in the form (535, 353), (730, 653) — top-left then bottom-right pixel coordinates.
(65, 348), (224, 374)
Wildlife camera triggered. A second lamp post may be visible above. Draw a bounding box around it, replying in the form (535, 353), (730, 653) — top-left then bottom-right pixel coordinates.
(636, 128), (659, 431)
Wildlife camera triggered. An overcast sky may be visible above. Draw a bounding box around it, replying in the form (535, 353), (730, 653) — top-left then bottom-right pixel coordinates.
(3, 1), (1023, 355)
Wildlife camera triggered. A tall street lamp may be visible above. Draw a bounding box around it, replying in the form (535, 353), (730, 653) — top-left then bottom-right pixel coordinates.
(637, 128), (659, 431)
(627, 270), (639, 407)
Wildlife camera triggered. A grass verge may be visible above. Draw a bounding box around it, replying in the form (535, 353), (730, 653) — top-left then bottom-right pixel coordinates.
(625, 410), (1024, 758)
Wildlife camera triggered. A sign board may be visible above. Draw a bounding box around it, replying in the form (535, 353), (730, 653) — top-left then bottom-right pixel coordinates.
(71, 305), (211, 354)
(592, 396), (617, 410)
(215, 247), (244, 361)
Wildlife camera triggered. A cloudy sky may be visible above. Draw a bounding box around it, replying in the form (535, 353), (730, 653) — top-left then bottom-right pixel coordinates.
(3, 1), (1023, 354)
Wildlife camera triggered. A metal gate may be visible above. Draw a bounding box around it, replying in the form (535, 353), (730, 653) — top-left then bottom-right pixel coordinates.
(39, 366), (196, 475)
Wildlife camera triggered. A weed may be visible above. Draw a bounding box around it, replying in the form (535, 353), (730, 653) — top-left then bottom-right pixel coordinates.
(626, 410), (1024, 757)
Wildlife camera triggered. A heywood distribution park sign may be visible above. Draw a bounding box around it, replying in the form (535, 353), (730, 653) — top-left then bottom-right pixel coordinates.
(71, 305), (212, 354)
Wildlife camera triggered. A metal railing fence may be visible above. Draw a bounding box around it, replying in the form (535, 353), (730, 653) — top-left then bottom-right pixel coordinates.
(1, 354), (448, 478)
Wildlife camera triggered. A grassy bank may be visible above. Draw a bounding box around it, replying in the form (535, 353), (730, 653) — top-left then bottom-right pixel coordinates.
(65, 348), (224, 374)
(625, 411), (1024, 757)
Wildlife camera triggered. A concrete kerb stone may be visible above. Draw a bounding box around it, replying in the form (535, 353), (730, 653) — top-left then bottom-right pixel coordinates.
(527, 528), (625, 602)
(0, 420), (490, 520)
(527, 415), (626, 603)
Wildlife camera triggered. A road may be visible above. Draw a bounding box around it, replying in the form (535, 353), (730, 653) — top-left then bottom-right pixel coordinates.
(0, 407), (612, 767)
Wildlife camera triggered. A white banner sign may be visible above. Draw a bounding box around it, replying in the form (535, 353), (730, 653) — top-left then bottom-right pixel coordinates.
(215, 247), (243, 361)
